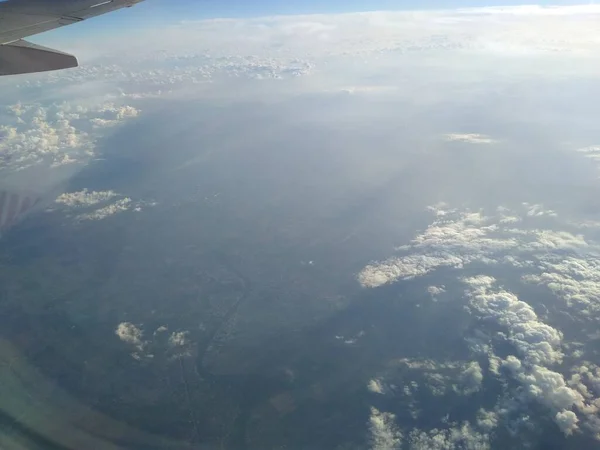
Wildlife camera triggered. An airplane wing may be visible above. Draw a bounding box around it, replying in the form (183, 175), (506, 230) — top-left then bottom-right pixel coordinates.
(0, 0), (144, 76)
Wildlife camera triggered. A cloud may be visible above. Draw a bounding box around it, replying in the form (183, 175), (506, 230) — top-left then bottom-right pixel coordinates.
(168, 331), (189, 347)
(115, 322), (149, 359)
(55, 189), (118, 207)
(577, 145), (600, 164)
(427, 285), (446, 297)
(391, 358), (484, 397)
(76, 198), (132, 221)
(115, 322), (143, 347)
(523, 202), (557, 218)
(7, 4), (600, 105)
(367, 378), (385, 395)
(555, 411), (579, 436)
(445, 133), (497, 144)
(364, 357), (495, 448)
(358, 203), (600, 440)
(0, 100), (140, 174)
(358, 205), (589, 289)
(459, 5), (600, 16)
(476, 409), (499, 432)
(463, 277), (600, 438)
(408, 422), (491, 450)
(90, 104), (140, 128)
(166, 330), (193, 358)
(523, 257), (600, 318)
(55, 189), (156, 222)
(460, 362), (484, 395)
(115, 324), (194, 360)
(368, 407), (402, 450)
(463, 276), (563, 366)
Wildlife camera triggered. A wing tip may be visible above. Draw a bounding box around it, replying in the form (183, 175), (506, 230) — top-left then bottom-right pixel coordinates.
(0, 40), (78, 76)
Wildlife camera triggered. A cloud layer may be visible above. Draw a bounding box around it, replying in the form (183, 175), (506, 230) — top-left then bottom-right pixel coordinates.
(359, 202), (600, 442)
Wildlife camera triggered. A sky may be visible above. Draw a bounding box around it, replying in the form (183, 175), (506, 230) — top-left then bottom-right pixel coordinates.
(34, 0), (599, 42)
(131, 0), (597, 18)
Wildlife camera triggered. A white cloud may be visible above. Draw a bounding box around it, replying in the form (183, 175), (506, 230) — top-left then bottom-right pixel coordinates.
(115, 322), (149, 359)
(169, 331), (189, 347)
(476, 409), (499, 432)
(408, 422), (491, 450)
(90, 104), (140, 128)
(115, 324), (194, 360)
(358, 203), (600, 440)
(577, 145), (600, 161)
(54, 189), (155, 222)
(9, 4), (600, 103)
(115, 322), (143, 347)
(53, 188), (158, 225)
(393, 358), (484, 397)
(458, 5), (600, 16)
(524, 257), (600, 317)
(445, 133), (497, 144)
(55, 189), (118, 207)
(369, 407), (402, 450)
(463, 277), (600, 438)
(523, 202), (557, 218)
(427, 285), (446, 297)
(463, 276), (563, 367)
(358, 205), (588, 289)
(555, 411), (579, 436)
(0, 100), (140, 174)
(166, 330), (193, 358)
(460, 362), (484, 395)
(77, 198), (132, 221)
(130, 6), (600, 62)
(367, 378), (385, 395)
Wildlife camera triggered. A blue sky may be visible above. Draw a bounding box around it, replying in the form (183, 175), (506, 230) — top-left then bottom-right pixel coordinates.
(137, 0), (591, 18)
(36, 0), (594, 42)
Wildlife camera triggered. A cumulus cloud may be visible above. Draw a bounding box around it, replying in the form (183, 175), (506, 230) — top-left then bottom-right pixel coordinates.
(358, 205), (588, 289)
(476, 409), (499, 432)
(358, 203), (600, 439)
(369, 407), (402, 450)
(408, 422), (491, 450)
(115, 322), (149, 359)
(90, 104), (140, 128)
(364, 357), (496, 447)
(168, 331), (189, 347)
(463, 276), (563, 366)
(115, 324), (194, 360)
(524, 257), (600, 317)
(463, 277), (600, 438)
(0, 101), (140, 173)
(166, 330), (193, 358)
(115, 322), (143, 347)
(460, 362), (484, 395)
(55, 189), (118, 207)
(77, 198), (132, 221)
(555, 411), (579, 436)
(367, 378), (385, 395)
(392, 358), (484, 397)
(55, 189), (156, 222)
(427, 285), (446, 297)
